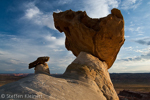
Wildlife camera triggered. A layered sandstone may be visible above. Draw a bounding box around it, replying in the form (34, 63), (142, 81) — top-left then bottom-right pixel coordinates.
(53, 8), (125, 69)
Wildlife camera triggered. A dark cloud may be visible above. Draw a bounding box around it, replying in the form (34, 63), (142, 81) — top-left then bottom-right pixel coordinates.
(147, 41), (150, 45)
(135, 38), (150, 45)
(135, 40), (147, 45)
(117, 52), (150, 62)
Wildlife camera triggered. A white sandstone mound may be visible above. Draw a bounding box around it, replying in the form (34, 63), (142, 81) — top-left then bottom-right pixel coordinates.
(0, 74), (107, 100)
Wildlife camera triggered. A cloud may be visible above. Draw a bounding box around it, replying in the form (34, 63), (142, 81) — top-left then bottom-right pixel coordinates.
(110, 60), (150, 73)
(58, 0), (72, 5)
(126, 26), (144, 33)
(129, 22), (135, 27)
(5, 69), (16, 72)
(110, 49), (150, 73)
(44, 34), (65, 47)
(122, 46), (133, 51)
(0, 57), (29, 73)
(117, 51), (150, 62)
(25, 3), (41, 19)
(125, 36), (130, 38)
(22, 2), (56, 30)
(143, 13), (150, 19)
(0, 50), (5, 55)
(135, 40), (146, 45)
(82, 0), (119, 18)
(120, 0), (142, 10)
(137, 34), (143, 36)
(134, 37), (150, 45)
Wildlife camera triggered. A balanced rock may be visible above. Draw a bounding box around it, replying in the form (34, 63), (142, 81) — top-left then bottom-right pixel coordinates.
(29, 56), (50, 69)
(53, 8), (125, 69)
(63, 52), (119, 100)
(29, 56), (50, 75)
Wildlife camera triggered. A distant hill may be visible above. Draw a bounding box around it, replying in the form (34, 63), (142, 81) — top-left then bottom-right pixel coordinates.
(0, 73), (33, 87)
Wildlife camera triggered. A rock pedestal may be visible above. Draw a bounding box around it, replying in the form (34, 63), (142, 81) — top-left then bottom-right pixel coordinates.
(64, 52), (119, 100)
(34, 63), (50, 75)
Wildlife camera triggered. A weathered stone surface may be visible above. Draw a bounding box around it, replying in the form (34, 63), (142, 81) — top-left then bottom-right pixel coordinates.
(53, 8), (125, 69)
(63, 52), (119, 100)
(0, 74), (107, 100)
(29, 56), (50, 69)
(34, 63), (50, 75)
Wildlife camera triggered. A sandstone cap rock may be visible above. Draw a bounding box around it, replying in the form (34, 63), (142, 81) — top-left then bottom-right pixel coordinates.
(53, 8), (125, 69)
(29, 56), (50, 69)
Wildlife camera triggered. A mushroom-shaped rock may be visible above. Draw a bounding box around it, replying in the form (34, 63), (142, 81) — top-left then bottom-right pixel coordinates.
(29, 56), (50, 69)
(53, 8), (125, 69)
(29, 56), (50, 75)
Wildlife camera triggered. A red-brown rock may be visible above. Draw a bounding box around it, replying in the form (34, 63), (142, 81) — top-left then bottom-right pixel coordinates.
(53, 8), (125, 69)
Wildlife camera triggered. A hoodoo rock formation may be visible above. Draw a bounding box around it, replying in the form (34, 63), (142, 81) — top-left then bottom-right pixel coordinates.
(29, 56), (50, 69)
(53, 8), (125, 100)
(53, 8), (125, 69)
(29, 56), (50, 75)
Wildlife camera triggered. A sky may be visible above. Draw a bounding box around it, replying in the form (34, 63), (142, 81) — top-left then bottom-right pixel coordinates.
(0, 0), (150, 74)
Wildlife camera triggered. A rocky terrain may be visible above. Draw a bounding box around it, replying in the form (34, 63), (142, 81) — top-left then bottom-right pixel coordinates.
(0, 8), (125, 100)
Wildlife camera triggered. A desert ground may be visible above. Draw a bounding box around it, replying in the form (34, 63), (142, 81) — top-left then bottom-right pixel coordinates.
(110, 73), (150, 93)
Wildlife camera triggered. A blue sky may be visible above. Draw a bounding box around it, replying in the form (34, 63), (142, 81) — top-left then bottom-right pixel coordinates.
(0, 0), (150, 74)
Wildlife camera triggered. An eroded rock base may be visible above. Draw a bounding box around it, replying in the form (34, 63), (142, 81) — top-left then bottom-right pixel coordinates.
(63, 52), (119, 100)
